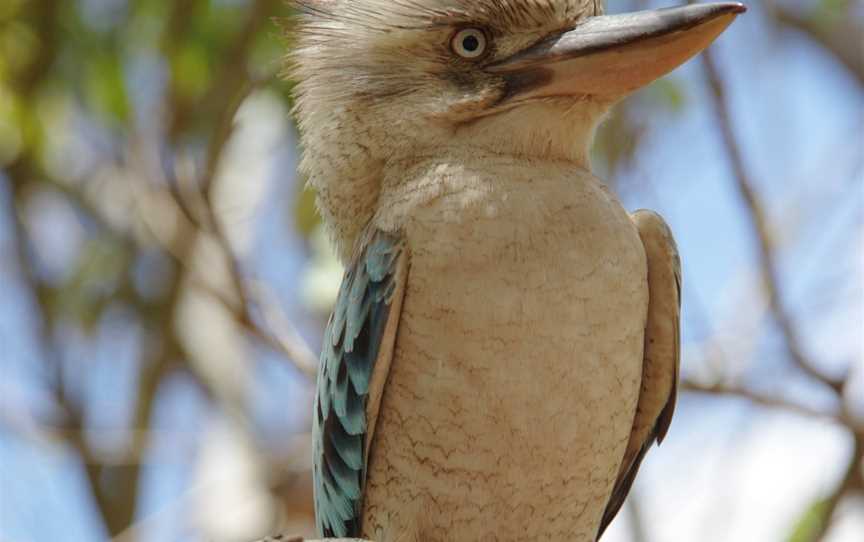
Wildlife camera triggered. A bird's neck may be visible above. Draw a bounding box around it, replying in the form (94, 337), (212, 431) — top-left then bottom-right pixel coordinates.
(446, 99), (608, 169)
(305, 100), (608, 261)
(373, 149), (607, 240)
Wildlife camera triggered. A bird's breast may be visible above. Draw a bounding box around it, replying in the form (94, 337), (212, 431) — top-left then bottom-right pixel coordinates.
(365, 158), (648, 541)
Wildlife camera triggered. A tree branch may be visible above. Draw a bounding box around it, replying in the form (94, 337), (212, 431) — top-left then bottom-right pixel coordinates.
(681, 380), (858, 431)
(771, 3), (864, 87)
(814, 432), (863, 541)
(699, 46), (845, 393)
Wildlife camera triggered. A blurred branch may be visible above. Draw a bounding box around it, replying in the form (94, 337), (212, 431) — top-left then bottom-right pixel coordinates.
(684, 376), (863, 542)
(814, 434), (864, 541)
(4, 29), (118, 542)
(699, 46), (845, 394)
(148, 87), (318, 379)
(184, 263), (318, 379)
(767, 1), (864, 87)
(166, 0), (278, 141)
(251, 281), (319, 378)
(164, 12), (316, 380)
(11, 0), (60, 96)
(4, 0), (63, 374)
(681, 380), (860, 432)
(3, 0), (143, 533)
(201, 0), (282, 180)
(698, 38), (862, 539)
(254, 538), (360, 542)
(2, 1), (295, 538)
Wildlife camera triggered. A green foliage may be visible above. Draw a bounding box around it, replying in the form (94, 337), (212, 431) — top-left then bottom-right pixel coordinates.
(592, 78), (687, 181)
(170, 41), (213, 103)
(2, 5), (298, 533)
(0, 0), (292, 343)
(295, 182), (322, 239)
(647, 78), (687, 113)
(818, 0), (850, 16)
(54, 236), (132, 333)
(0, 84), (23, 164)
(811, 0), (853, 26)
(0, 18), (39, 77)
(84, 50), (131, 124)
(786, 498), (831, 542)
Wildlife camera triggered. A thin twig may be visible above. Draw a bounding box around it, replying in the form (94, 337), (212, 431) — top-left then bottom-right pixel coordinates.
(681, 380), (856, 429)
(814, 433), (864, 541)
(763, 0), (864, 88)
(699, 45), (845, 393)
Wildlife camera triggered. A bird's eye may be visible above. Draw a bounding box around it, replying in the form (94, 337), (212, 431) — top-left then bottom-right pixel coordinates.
(450, 28), (488, 60)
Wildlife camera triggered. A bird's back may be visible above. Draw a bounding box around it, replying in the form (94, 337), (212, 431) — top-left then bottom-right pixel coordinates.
(361, 155), (649, 541)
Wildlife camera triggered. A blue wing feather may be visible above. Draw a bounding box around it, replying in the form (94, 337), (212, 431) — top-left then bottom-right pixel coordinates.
(313, 229), (405, 538)
(328, 421), (363, 470)
(340, 385), (366, 435)
(332, 363), (350, 418)
(345, 267), (372, 352)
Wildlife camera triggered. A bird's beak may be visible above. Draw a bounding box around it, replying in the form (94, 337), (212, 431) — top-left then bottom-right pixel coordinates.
(488, 2), (745, 104)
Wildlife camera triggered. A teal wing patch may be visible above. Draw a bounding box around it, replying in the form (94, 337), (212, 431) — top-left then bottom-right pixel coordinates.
(313, 230), (405, 538)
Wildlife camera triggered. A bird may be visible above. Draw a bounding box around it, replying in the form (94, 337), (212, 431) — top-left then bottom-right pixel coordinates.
(288, 1), (743, 540)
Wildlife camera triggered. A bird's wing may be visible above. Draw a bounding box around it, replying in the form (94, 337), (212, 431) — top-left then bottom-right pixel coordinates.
(312, 228), (408, 538)
(598, 210), (681, 539)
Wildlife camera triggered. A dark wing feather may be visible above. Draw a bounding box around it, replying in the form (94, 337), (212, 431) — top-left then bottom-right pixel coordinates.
(598, 210), (681, 540)
(312, 229), (406, 538)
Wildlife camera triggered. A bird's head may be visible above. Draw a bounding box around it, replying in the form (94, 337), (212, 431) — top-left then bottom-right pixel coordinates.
(288, 0), (744, 259)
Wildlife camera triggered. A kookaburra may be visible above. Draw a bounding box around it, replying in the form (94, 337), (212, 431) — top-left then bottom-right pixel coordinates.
(288, 1), (743, 540)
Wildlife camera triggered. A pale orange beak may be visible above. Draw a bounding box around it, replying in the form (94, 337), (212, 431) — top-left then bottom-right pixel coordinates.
(488, 2), (746, 103)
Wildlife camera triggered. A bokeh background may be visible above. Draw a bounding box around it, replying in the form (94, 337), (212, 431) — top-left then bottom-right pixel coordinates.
(1, 0), (862, 541)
